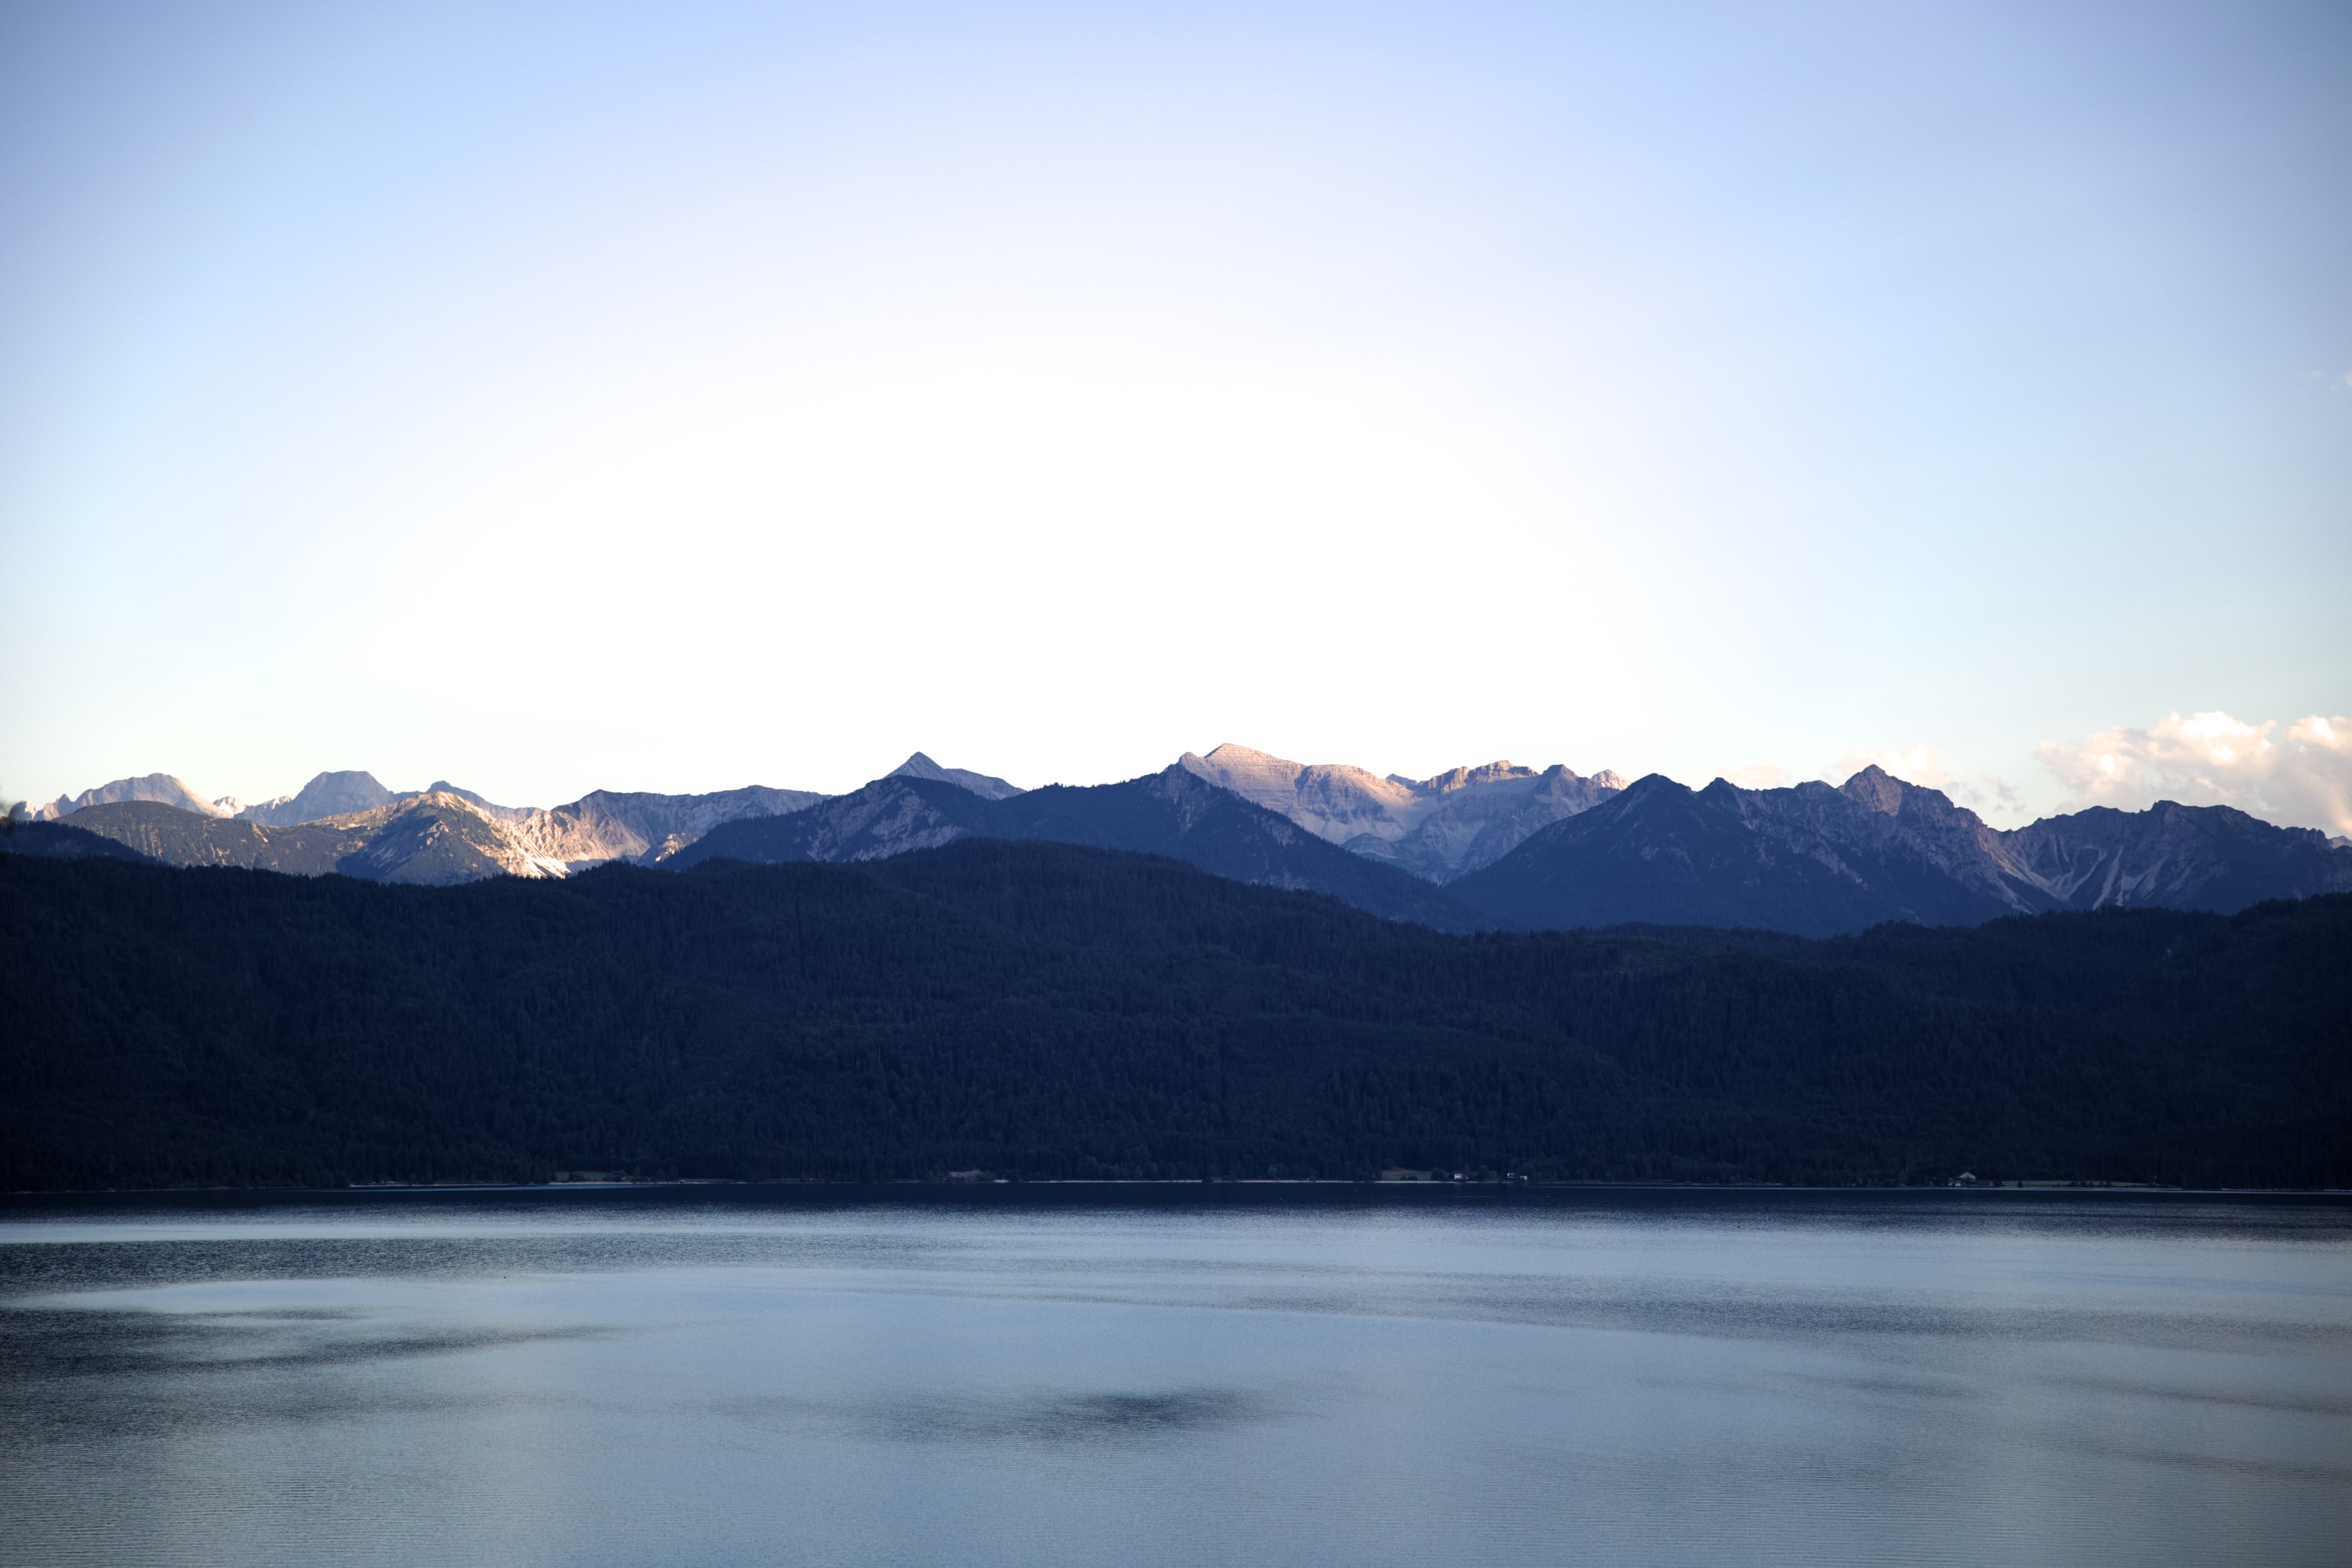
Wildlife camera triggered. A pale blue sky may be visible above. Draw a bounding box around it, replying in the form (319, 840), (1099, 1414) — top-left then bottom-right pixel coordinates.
(3, 2), (2347, 825)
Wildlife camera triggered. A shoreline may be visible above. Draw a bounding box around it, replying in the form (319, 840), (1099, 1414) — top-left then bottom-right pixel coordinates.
(7, 1178), (2350, 1200)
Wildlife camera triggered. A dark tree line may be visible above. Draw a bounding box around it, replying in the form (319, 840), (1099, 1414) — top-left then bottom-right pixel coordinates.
(2, 840), (2347, 1191)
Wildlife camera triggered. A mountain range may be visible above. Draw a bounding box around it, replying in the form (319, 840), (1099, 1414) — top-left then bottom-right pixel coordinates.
(1452, 767), (2352, 936)
(27, 766), (403, 825)
(668, 764), (1477, 930)
(1175, 743), (1625, 880)
(14, 743), (2349, 936)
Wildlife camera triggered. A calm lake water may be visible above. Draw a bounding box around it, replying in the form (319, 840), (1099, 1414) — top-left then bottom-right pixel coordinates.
(2, 1187), (2347, 1567)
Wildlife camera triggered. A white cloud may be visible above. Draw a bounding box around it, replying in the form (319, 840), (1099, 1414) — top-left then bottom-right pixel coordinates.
(1724, 763), (1792, 789)
(2037, 711), (2352, 835)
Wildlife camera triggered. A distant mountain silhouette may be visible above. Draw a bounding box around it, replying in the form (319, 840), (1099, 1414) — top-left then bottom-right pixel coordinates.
(887, 751), (1024, 800)
(21, 751), (2350, 932)
(29, 780), (829, 884)
(671, 774), (1004, 865)
(29, 795), (531, 880)
(672, 765), (1482, 930)
(1451, 766), (2352, 936)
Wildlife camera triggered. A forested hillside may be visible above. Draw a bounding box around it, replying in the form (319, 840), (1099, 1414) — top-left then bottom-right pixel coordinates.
(2, 843), (2346, 1191)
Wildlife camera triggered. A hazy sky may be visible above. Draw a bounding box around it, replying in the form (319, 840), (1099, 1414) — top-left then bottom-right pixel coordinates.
(3, 2), (2347, 828)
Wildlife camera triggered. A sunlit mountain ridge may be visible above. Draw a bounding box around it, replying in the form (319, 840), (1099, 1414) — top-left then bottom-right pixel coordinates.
(14, 743), (2349, 935)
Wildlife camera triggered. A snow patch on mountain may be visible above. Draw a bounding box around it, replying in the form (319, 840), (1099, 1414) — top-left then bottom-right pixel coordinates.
(1178, 743), (1625, 881)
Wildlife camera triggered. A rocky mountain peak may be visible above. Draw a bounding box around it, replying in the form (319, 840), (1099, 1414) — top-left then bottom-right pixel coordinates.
(1182, 744), (1308, 796)
(1838, 765), (1909, 815)
(1420, 761), (1538, 794)
(1180, 746), (1416, 822)
(31, 773), (231, 821)
(425, 781), (537, 822)
(238, 771), (400, 826)
(887, 753), (1024, 800)
(1181, 743), (1628, 883)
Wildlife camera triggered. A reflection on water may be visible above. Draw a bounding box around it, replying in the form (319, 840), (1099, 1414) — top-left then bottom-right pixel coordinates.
(2, 1188), (2347, 1566)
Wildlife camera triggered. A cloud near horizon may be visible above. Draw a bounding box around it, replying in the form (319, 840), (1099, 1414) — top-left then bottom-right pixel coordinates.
(2038, 712), (2352, 837)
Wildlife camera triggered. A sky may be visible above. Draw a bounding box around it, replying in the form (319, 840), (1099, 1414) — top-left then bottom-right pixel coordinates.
(2, 1), (2347, 831)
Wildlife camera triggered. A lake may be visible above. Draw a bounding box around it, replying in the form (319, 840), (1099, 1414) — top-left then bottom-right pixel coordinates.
(2, 1187), (2347, 1566)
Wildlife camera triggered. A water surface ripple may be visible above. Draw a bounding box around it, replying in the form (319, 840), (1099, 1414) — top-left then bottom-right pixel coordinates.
(2, 1187), (2346, 1566)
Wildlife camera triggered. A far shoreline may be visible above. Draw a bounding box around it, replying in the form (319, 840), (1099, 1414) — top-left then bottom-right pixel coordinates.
(6, 1179), (2350, 1203)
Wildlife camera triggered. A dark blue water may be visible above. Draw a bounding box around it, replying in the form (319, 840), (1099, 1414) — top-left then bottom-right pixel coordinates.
(2, 1187), (2346, 1566)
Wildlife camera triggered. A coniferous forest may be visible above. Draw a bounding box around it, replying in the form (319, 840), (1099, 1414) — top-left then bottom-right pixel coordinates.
(2, 839), (2347, 1191)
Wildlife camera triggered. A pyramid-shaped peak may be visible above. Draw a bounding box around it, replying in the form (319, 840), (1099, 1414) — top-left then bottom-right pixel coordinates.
(1839, 765), (1909, 815)
(236, 770), (399, 825)
(887, 753), (1024, 801)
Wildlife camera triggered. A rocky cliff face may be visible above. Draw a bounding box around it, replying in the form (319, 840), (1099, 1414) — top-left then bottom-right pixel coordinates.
(325, 794), (557, 883)
(503, 786), (828, 868)
(1370, 763), (1627, 880)
(1176, 744), (1423, 849)
(1177, 743), (1624, 881)
(2006, 801), (2352, 912)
